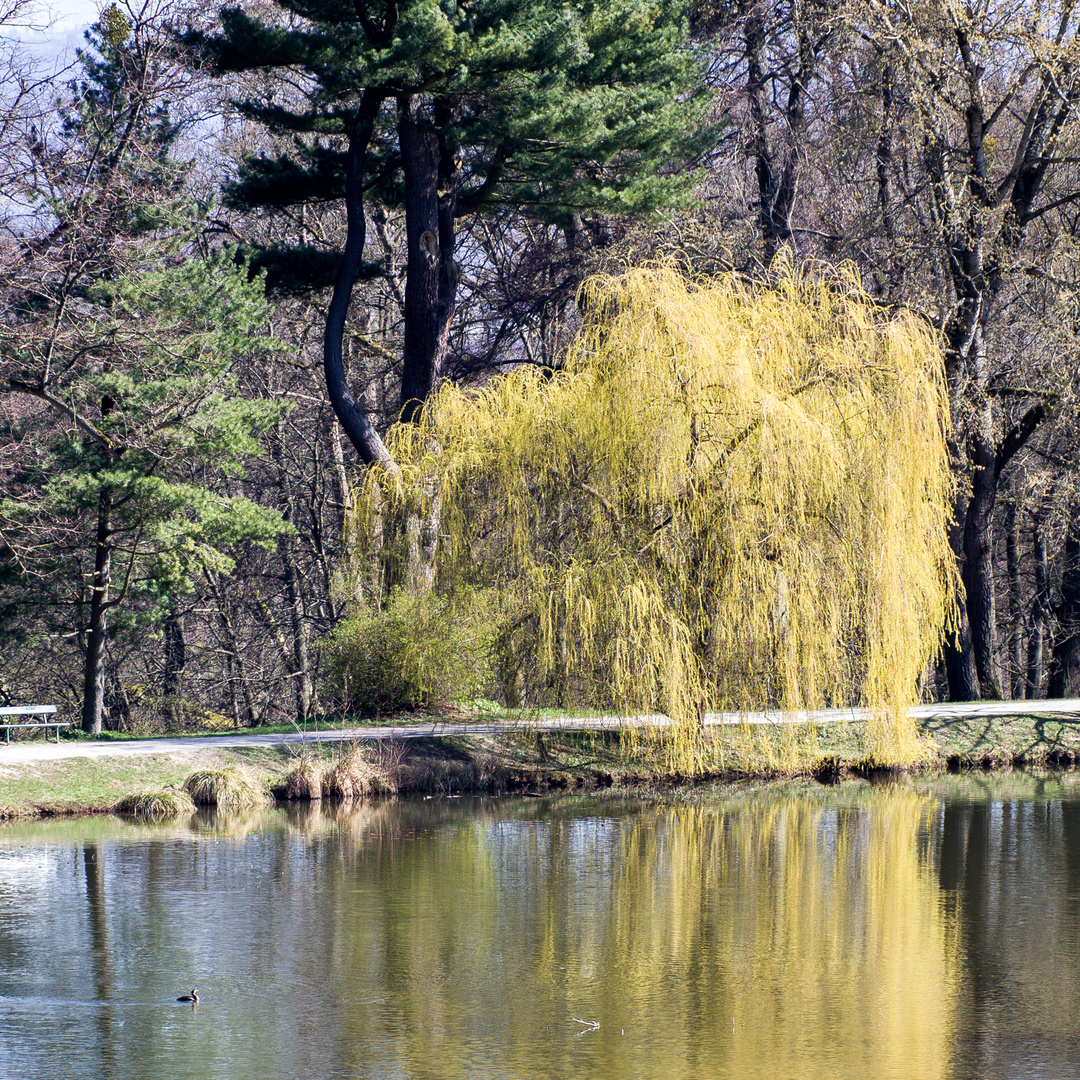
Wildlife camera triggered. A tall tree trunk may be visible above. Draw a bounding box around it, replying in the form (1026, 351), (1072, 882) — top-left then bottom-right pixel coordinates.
(204, 568), (256, 727)
(923, 59), (1051, 701)
(744, 9), (785, 262)
(944, 467), (981, 700)
(323, 90), (397, 470)
(81, 488), (113, 734)
(1005, 500), (1025, 699)
(1026, 521), (1048, 699)
(394, 95), (458, 591)
(327, 415), (352, 518)
(742, 1), (816, 264)
(270, 426), (313, 724)
(1050, 517), (1080, 698)
(279, 534), (313, 724)
(398, 95), (460, 422)
(162, 601), (185, 727)
(962, 400), (1002, 699)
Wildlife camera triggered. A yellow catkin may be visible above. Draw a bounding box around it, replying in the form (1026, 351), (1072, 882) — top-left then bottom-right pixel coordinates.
(351, 262), (955, 767)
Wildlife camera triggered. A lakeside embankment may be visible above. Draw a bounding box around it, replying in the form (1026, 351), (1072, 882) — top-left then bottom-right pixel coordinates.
(3, 702), (1080, 819)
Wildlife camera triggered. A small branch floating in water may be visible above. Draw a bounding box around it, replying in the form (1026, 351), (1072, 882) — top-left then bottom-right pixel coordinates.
(572, 1017), (599, 1031)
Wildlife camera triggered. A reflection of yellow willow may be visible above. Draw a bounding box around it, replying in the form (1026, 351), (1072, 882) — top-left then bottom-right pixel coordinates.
(355, 261), (954, 766)
(592, 789), (959, 1080)
(320, 791), (958, 1080)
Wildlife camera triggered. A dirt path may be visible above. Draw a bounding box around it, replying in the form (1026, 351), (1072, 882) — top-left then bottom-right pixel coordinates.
(3, 699), (1079, 764)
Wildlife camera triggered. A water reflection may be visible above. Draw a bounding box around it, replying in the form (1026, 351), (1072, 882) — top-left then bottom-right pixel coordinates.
(0, 775), (1079, 1079)
(83, 842), (118, 1080)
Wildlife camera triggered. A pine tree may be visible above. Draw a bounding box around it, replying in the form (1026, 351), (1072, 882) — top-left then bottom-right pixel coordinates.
(193, 0), (712, 463)
(0, 8), (286, 733)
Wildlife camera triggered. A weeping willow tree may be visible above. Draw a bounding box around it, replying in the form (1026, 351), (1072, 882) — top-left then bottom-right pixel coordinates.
(349, 264), (955, 765)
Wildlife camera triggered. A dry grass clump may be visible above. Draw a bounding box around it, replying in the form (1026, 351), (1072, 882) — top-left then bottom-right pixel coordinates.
(115, 787), (196, 821)
(322, 747), (398, 801)
(183, 766), (270, 810)
(276, 757), (324, 801)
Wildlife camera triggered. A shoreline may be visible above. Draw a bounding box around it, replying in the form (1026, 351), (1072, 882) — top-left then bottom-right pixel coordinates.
(3, 706), (1080, 820)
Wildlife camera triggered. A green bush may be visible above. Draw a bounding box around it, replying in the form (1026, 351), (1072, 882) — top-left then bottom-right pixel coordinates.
(323, 590), (493, 715)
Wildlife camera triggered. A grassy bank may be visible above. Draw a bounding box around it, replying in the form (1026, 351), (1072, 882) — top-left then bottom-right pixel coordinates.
(3, 711), (1080, 821)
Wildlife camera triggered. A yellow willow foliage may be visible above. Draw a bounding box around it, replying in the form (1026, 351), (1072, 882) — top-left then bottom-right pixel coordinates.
(351, 263), (954, 766)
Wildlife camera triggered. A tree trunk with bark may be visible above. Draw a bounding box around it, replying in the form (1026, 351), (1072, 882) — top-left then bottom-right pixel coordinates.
(398, 95), (459, 422)
(962, 401), (1002, 699)
(162, 602), (186, 726)
(323, 91), (398, 471)
(279, 533), (313, 724)
(1026, 521), (1048, 699)
(270, 425), (314, 724)
(1050, 518), (1080, 698)
(81, 488), (113, 734)
(742, 3), (817, 264)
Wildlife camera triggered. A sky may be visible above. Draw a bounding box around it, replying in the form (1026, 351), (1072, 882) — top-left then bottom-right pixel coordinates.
(41, 0), (97, 30)
(25, 0), (98, 33)
(4, 0), (98, 58)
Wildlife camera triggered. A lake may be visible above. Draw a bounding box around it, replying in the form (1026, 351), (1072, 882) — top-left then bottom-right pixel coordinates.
(1, 773), (1079, 1079)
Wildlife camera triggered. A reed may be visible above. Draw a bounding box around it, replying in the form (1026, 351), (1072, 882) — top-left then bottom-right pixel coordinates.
(183, 766), (270, 810)
(114, 787), (196, 820)
(322, 746), (399, 801)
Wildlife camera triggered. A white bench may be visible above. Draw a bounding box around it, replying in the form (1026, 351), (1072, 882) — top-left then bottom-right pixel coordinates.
(0, 706), (69, 744)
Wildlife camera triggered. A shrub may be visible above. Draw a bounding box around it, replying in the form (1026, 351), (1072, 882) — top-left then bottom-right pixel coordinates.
(183, 766), (270, 811)
(323, 589), (493, 715)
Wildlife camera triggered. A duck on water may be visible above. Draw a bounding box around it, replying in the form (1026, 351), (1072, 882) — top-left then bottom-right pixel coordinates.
(177, 990), (199, 1003)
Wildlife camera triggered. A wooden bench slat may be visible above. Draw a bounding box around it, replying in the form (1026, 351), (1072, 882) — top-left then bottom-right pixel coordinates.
(0, 706), (58, 716)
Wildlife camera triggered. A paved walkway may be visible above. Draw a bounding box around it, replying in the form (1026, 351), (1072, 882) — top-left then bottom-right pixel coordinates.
(2, 699), (1079, 764)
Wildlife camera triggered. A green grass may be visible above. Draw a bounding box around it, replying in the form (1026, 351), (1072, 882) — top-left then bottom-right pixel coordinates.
(0, 747), (295, 818)
(920, 712), (1080, 764)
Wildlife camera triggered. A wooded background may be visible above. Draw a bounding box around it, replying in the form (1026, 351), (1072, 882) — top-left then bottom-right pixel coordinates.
(2, 0), (1078, 732)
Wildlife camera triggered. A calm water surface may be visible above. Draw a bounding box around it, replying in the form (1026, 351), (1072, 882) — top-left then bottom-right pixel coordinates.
(1, 774), (1079, 1079)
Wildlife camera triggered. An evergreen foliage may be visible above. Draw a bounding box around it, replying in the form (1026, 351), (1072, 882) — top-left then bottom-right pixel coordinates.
(209, 0), (709, 239)
(2, 254), (287, 590)
(193, 0), (713, 458)
(0, 9), (287, 731)
(352, 264), (955, 765)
